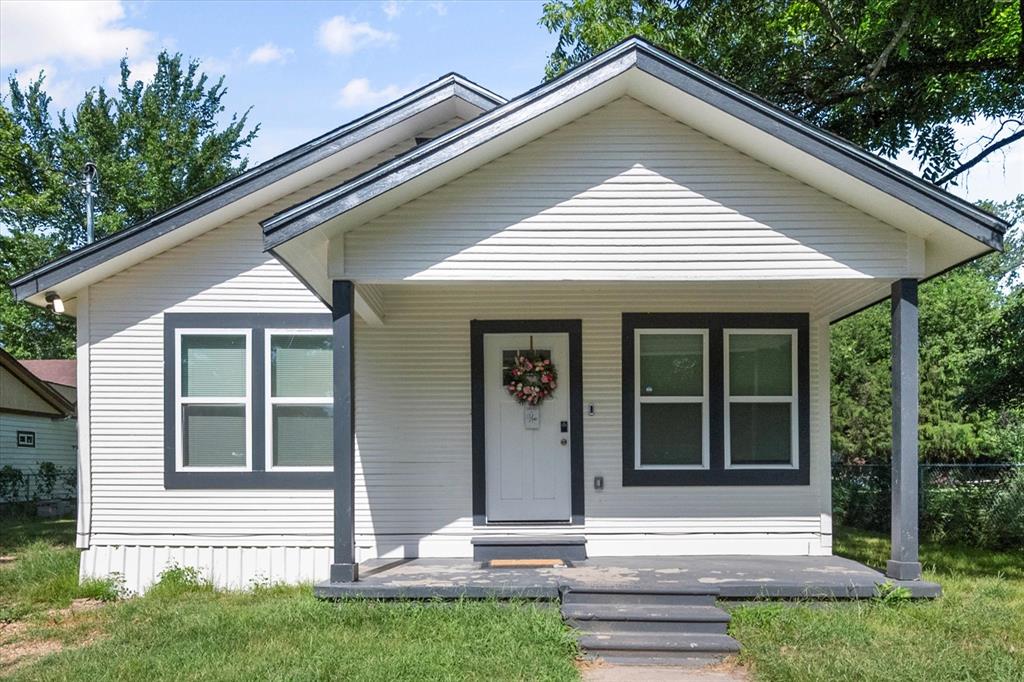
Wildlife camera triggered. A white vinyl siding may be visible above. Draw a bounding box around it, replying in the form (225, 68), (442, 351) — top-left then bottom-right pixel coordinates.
(341, 97), (914, 282)
(76, 106), (856, 591)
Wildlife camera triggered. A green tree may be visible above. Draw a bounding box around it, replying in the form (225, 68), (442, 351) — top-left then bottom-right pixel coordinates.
(1, 51), (258, 358)
(540, 0), (1023, 184)
(831, 199), (1024, 463)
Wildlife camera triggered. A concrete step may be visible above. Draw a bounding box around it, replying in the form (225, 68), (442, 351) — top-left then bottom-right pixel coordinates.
(562, 603), (730, 634)
(562, 587), (718, 607)
(577, 632), (742, 658)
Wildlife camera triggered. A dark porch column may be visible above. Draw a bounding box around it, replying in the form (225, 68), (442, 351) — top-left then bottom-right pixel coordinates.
(331, 280), (358, 582)
(887, 278), (921, 581)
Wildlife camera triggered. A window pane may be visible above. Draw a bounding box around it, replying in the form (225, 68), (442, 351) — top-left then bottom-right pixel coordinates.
(729, 334), (792, 396)
(640, 403), (703, 466)
(182, 405), (246, 467)
(729, 403), (792, 465)
(273, 405), (333, 467)
(639, 334), (703, 397)
(271, 335), (333, 397)
(182, 335), (246, 397)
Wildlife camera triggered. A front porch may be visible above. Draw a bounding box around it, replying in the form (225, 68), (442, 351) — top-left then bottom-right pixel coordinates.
(315, 554), (941, 600)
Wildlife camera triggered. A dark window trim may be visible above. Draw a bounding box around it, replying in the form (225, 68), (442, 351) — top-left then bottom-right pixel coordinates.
(470, 319), (584, 525)
(164, 312), (332, 489)
(16, 430), (36, 448)
(622, 313), (810, 486)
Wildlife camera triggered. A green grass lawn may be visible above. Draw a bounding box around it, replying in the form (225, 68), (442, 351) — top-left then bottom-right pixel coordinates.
(2, 515), (1022, 681)
(0, 515), (577, 681)
(730, 528), (1024, 682)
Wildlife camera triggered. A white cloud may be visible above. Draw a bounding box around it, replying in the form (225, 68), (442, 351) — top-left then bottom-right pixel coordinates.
(381, 1), (402, 20)
(317, 16), (397, 55)
(0, 0), (152, 69)
(247, 42), (293, 65)
(428, 1), (448, 16)
(336, 78), (401, 109)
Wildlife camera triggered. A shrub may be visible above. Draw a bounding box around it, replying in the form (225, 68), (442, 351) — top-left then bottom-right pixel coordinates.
(148, 564), (212, 598)
(834, 464), (1024, 550)
(36, 461), (59, 499)
(0, 465), (26, 501)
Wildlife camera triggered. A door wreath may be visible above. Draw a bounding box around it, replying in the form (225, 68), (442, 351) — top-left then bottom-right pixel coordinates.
(505, 348), (558, 406)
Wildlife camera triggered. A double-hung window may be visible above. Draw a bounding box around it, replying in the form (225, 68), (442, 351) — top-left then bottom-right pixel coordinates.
(175, 329), (251, 470)
(623, 313), (808, 486)
(634, 330), (709, 469)
(266, 331), (333, 470)
(724, 330), (798, 468)
(165, 312), (333, 488)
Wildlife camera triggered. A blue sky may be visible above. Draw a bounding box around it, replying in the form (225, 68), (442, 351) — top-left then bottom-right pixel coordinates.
(1, 0), (1019, 204)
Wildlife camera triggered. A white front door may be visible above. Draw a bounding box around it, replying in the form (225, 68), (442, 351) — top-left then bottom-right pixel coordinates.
(484, 332), (572, 522)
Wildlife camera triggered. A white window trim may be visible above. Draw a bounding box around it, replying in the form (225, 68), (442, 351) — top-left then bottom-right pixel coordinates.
(723, 328), (799, 470)
(264, 329), (333, 472)
(634, 328), (710, 470)
(174, 328), (252, 472)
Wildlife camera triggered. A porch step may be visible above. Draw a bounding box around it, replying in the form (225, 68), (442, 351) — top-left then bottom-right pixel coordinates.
(562, 587), (718, 607)
(561, 587), (740, 664)
(562, 603), (730, 634)
(472, 535), (586, 562)
(576, 632), (741, 661)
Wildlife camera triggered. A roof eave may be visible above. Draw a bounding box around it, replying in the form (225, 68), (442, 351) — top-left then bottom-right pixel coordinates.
(261, 37), (1006, 253)
(10, 73), (506, 302)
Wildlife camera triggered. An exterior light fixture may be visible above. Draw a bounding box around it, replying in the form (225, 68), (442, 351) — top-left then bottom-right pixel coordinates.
(45, 291), (64, 314)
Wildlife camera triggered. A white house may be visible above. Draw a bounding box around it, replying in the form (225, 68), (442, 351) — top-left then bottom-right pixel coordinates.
(0, 350), (77, 495)
(10, 39), (1006, 594)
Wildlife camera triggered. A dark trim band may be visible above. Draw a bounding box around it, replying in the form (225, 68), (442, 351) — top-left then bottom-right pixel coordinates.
(163, 312), (332, 489)
(622, 312), (810, 486)
(470, 319), (584, 525)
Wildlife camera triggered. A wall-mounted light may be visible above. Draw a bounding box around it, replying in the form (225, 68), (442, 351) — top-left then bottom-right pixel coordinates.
(45, 291), (64, 314)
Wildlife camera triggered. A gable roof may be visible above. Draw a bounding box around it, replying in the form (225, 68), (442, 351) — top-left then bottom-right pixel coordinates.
(10, 74), (505, 303)
(261, 37), (1006, 253)
(0, 349), (76, 417)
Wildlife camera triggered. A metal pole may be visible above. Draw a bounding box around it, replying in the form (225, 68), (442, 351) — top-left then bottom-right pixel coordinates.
(84, 162), (97, 244)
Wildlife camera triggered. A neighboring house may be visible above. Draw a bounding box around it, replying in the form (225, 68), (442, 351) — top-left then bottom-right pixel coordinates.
(0, 349), (77, 489)
(8, 39), (1005, 593)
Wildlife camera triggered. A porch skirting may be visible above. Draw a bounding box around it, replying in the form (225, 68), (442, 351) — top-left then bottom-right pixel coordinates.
(79, 529), (829, 594)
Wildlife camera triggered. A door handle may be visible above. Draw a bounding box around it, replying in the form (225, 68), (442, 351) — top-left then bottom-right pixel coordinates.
(560, 438), (568, 446)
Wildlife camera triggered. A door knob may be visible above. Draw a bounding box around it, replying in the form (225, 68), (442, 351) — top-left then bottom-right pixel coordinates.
(560, 438), (568, 446)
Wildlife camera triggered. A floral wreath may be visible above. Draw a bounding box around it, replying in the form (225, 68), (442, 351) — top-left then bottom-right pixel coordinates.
(505, 352), (558, 405)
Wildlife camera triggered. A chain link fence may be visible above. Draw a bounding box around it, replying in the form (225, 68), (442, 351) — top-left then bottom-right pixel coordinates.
(0, 467), (77, 504)
(833, 462), (1024, 549)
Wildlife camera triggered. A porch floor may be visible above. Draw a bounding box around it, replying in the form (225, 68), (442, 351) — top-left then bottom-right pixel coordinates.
(314, 555), (940, 600)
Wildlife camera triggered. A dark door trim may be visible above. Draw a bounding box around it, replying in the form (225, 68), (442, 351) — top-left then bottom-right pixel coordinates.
(470, 319), (584, 525)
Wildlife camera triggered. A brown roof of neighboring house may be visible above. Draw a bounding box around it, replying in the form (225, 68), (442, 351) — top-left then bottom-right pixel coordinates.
(0, 349), (76, 417)
(20, 359), (76, 387)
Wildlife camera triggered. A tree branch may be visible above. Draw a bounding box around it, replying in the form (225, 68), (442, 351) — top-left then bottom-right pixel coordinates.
(866, 4), (916, 81)
(936, 128), (1024, 185)
(810, 0), (855, 49)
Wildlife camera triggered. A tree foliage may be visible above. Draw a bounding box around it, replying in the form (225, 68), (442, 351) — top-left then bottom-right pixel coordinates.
(541, 0), (1024, 184)
(832, 199), (1024, 463)
(0, 51), (258, 358)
